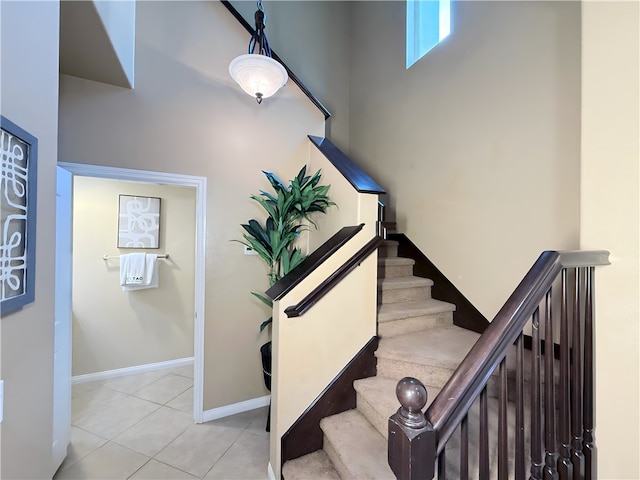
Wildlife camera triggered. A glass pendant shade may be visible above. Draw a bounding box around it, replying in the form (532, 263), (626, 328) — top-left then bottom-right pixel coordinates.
(229, 54), (288, 103)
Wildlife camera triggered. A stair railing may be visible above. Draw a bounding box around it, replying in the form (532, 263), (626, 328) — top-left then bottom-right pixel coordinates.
(388, 250), (610, 480)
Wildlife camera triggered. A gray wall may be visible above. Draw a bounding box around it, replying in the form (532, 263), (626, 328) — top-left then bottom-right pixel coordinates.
(0, 1), (60, 477)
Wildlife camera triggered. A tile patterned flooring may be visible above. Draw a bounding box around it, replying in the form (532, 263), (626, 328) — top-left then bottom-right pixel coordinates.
(54, 367), (270, 480)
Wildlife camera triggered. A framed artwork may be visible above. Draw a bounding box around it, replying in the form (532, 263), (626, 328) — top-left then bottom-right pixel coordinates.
(118, 195), (161, 248)
(1, 115), (38, 316)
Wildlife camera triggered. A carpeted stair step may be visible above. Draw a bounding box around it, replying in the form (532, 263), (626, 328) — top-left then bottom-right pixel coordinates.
(378, 240), (399, 258)
(377, 298), (455, 337)
(282, 450), (341, 480)
(320, 409), (396, 480)
(377, 256), (415, 278)
(354, 376), (441, 440)
(375, 325), (479, 388)
(378, 276), (433, 304)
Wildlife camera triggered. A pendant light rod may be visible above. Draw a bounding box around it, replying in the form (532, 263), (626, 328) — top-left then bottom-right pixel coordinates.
(249, 1), (271, 57)
(221, 0), (331, 118)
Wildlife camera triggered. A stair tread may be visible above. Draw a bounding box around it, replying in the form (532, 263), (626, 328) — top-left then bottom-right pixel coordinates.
(376, 325), (479, 372)
(377, 276), (433, 290)
(377, 257), (415, 266)
(377, 298), (455, 323)
(283, 450), (341, 480)
(321, 410), (396, 480)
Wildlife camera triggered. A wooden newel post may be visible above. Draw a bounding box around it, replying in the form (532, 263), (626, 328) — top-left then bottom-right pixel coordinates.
(388, 377), (436, 480)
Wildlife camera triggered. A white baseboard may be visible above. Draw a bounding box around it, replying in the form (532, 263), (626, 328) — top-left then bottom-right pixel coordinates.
(202, 394), (270, 422)
(72, 357), (194, 385)
(267, 462), (276, 480)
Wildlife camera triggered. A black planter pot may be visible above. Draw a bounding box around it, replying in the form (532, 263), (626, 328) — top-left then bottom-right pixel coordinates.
(260, 341), (272, 391)
(260, 341), (272, 432)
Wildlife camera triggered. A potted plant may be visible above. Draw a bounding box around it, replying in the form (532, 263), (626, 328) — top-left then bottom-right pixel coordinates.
(238, 165), (335, 396)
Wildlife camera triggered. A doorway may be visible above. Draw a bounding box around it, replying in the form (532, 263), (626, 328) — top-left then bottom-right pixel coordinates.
(54, 162), (207, 463)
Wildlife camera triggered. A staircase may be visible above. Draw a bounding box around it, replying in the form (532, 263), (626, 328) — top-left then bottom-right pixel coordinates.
(283, 239), (484, 479)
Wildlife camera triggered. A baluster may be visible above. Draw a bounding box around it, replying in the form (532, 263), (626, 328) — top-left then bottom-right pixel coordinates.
(558, 269), (573, 480)
(460, 415), (469, 480)
(530, 307), (544, 480)
(438, 449), (446, 479)
(515, 333), (526, 480)
(571, 269), (585, 479)
(544, 289), (559, 479)
(480, 387), (489, 480)
(388, 377), (436, 480)
(498, 358), (508, 480)
(583, 266), (596, 480)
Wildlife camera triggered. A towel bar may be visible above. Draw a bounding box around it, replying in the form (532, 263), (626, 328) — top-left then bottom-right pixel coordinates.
(102, 253), (169, 260)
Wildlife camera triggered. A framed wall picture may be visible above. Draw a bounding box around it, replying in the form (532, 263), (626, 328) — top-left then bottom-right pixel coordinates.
(1, 115), (38, 316)
(117, 195), (161, 248)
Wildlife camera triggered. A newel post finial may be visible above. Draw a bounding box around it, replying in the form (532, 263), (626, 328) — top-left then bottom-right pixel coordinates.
(388, 377), (437, 480)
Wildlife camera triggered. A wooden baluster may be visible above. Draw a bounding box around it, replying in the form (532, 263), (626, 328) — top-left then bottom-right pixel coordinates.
(460, 415), (469, 480)
(388, 377), (436, 480)
(515, 334), (526, 480)
(558, 269), (573, 480)
(544, 289), (559, 479)
(583, 267), (596, 480)
(480, 387), (489, 480)
(571, 269), (585, 479)
(530, 307), (544, 480)
(498, 358), (508, 480)
(438, 449), (446, 479)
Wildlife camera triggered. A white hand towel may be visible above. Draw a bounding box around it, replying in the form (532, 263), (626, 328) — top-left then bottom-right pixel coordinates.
(122, 254), (159, 291)
(120, 253), (147, 286)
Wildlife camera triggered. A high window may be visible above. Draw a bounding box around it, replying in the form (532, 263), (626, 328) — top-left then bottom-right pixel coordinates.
(406, 0), (451, 68)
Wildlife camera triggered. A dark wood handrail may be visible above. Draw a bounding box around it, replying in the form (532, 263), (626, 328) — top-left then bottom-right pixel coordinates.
(266, 224), (364, 301)
(425, 250), (610, 452)
(309, 136), (386, 194)
(220, 1), (331, 119)
(285, 236), (384, 317)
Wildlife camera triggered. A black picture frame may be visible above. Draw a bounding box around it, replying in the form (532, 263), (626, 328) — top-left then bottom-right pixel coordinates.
(1, 115), (38, 316)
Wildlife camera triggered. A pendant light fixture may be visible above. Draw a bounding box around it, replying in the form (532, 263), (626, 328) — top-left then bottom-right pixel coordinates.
(228, 0), (288, 104)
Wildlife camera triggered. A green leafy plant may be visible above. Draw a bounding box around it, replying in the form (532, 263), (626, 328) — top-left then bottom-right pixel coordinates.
(238, 165), (335, 332)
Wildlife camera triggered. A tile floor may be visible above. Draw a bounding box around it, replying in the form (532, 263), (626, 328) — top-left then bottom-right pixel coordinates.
(54, 366), (270, 480)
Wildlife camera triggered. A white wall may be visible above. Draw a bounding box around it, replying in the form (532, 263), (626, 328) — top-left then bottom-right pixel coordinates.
(349, 1), (582, 320)
(0, 1), (60, 477)
(581, 2), (640, 478)
(72, 177), (195, 376)
(59, 0), (325, 411)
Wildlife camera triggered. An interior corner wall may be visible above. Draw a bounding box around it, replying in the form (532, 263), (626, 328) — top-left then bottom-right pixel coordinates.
(93, 0), (136, 87)
(72, 177), (195, 376)
(348, 1), (582, 320)
(0, 1), (60, 478)
(581, 2), (640, 478)
(58, 1), (325, 411)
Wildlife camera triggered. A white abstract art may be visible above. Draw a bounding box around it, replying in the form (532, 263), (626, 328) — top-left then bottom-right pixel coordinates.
(1, 116), (37, 316)
(118, 195), (161, 248)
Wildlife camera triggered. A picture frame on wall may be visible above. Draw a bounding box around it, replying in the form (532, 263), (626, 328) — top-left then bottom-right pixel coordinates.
(1, 115), (38, 316)
(117, 195), (161, 248)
